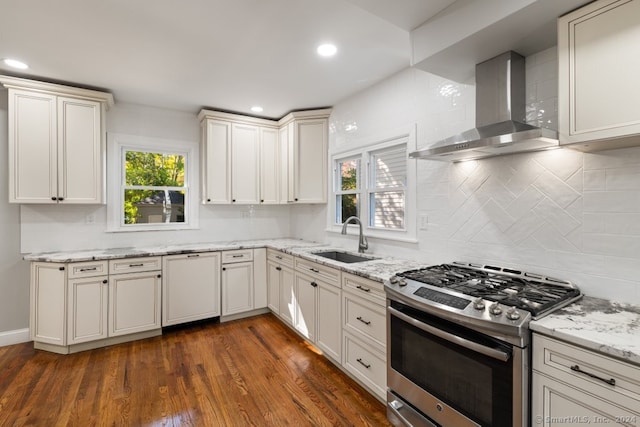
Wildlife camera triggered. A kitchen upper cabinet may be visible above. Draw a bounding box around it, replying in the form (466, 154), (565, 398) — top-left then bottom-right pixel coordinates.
(199, 108), (330, 205)
(231, 123), (260, 204)
(278, 110), (331, 204)
(260, 127), (279, 204)
(0, 75), (113, 204)
(558, 0), (640, 151)
(162, 252), (221, 326)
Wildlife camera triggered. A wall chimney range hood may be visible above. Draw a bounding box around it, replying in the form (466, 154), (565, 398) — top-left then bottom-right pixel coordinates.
(410, 51), (559, 162)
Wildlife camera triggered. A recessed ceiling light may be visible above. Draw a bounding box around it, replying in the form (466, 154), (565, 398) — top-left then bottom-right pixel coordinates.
(2, 58), (29, 70)
(317, 44), (337, 57)
(251, 106), (264, 113)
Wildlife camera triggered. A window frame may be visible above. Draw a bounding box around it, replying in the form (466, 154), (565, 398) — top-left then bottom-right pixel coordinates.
(107, 133), (199, 232)
(328, 130), (416, 243)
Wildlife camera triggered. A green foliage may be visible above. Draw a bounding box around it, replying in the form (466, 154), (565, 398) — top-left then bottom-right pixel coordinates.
(124, 151), (185, 224)
(340, 163), (358, 222)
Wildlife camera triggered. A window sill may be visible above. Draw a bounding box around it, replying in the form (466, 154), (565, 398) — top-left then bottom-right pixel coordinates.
(325, 227), (418, 244)
(106, 224), (199, 233)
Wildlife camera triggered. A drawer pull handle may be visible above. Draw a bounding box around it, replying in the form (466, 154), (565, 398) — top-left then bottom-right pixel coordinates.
(187, 254), (200, 258)
(232, 255), (244, 258)
(570, 365), (616, 386)
(310, 268), (320, 273)
(79, 267), (97, 272)
(310, 281), (318, 288)
(356, 285), (371, 292)
(356, 316), (371, 325)
(356, 358), (371, 369)
(129, 263), (144, 267)
(276, 266), (282, 271)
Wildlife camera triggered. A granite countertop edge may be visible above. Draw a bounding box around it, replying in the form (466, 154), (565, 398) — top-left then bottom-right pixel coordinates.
(530, 296), (640, 366)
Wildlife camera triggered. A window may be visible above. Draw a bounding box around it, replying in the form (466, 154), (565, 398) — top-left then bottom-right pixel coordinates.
(108, 134), (199, 232)
(331, 134), (415, 242)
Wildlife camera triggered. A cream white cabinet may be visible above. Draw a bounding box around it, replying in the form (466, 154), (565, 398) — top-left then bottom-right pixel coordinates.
(67, 272), (108, 344)
(341, 272), (387, 400)
(558, 0), (640, 151)
(162, 252), (221, 326)
(198, 110), (280, 205)
(108, 258), (162, 337)
(199, 108), (330, 205)
(0, 76), (113, 204)
(30, 262), (67, 345)
(532, 333), (640, 426)
(292, 258), (342, 364)
(221, 261), (254, 316)
(260, 127), (279, 204)
(253, 248), (268, 310)
(231, 123), (260, 204)
(266, 249), (295, 324)
(278, 110), (331, 204)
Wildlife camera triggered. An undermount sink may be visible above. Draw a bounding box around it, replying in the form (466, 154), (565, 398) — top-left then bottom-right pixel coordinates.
(312, 250), (378, 264)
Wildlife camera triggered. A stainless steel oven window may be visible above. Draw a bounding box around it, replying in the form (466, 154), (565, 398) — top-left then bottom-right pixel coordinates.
(387, 300), (523, 427)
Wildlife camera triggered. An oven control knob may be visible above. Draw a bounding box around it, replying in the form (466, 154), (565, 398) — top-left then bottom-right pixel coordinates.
(489, 302), (502, 316)
(472, 297), (485, 310)
(506, 306), (520, 320)
(389, 276), (399, 284)
(397, 278), (407, 287)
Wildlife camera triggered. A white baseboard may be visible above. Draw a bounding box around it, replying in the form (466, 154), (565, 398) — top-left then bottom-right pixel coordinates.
(0, 328), (30, 347)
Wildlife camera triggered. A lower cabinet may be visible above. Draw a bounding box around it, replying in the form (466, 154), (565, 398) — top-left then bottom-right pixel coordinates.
(267, 249), (295, 325)
(162, 252), (221, 326)
(293, 272), (318, 341)
(531, 333), (640, 426)
(221, 261), (254, 316)
(316, 280), (342, 362)
(29, 257), (162, 354)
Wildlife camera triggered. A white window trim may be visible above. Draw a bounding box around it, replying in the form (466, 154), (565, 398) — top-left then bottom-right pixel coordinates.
(327, 127), (417, 243)
(107, 133), (199, 232)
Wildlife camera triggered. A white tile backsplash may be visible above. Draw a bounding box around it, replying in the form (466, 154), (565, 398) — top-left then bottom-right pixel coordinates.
(312, 46), (640, 304)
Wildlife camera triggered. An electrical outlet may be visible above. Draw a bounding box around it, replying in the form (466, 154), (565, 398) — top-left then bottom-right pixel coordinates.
(85, 213), (96, 224)
(419, 214), (428, 230)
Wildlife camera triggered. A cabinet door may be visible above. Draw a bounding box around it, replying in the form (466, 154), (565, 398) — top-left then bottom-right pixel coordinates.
(260, 127), (279, 204)
(67, 275), (108, 344)
(231, 123), (260, 204)
(559, 0), (640, 146)
(221, 261), (254, 316)
(532, 372), (640, 426)
(57, 97), (103, 204)
(202, 119), (231, 203)
(279, 266), (295, 326)
(109, 271), (161, 336)
(267, 261), (281, 313)
(293, 119), (327, 203)
(8, 89), (57, 203)
(162, 253), (220, 326)
(294, 273), (317, 341)
(30, 262), (67, 345)
(316, 282), (342, 363)
(278, 125), (292, 203)
(253, 248), (267, 309)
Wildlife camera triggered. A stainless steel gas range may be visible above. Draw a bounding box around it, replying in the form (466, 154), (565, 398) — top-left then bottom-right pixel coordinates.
(385, 262), (581, 427)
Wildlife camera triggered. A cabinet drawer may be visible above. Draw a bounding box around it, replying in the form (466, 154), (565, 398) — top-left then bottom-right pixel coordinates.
(343, 293), (386, 350)
(267, 249), (293, 268)
(342, 272), (385, 305)
(109, 257), (162, 275)
(294, 257), (340, 288)
(343, 331), (386, 400)
(68, 260), (108, 279)
(222, 249), (253, 264)
(533, 334), (640, 409)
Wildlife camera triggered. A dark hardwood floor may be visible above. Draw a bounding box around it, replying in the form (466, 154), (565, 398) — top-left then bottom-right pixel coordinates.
(0, 314), (390, 426)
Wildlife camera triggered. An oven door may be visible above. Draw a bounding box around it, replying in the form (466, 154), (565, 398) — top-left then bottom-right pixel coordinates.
(387, 299), (526, 427)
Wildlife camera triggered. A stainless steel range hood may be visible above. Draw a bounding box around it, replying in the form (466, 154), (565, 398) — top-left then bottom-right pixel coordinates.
(410, 51), (559, 162)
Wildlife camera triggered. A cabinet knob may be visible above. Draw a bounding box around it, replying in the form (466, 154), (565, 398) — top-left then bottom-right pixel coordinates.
(102, 279), (108, 284)
(232, 199), (236, 203)
(207, 198), (211, 202)
(58, 197), (64, 201)
(294, 198), (298, 201)
(261, 199), (264, 203)
(276, 266), (282, 271)
(59, 266), (65, 271)
(51, 197), (57, 201)
(222, 267), (226, 271)
(310, 281), (318, 288)
(157, 274), (162, 278)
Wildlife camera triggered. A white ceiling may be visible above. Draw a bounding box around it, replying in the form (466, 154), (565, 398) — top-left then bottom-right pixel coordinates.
(0, 0), (456, 118)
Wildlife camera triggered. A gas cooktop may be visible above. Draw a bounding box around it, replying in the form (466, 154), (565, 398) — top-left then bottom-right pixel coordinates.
(393, 262), (581, 319)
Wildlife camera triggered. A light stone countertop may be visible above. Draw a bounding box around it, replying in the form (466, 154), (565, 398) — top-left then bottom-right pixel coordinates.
(530, 296), (640, 366)
(22, 238), (427, 283)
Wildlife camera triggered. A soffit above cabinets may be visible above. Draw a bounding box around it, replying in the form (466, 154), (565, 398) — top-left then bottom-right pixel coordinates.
(410, 0), (594, 83)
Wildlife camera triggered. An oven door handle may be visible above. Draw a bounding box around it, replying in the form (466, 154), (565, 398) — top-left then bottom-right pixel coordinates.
(388, 306), (511, 362)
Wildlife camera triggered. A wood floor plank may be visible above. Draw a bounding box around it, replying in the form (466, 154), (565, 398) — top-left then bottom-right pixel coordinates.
(0, 314), (390, 426)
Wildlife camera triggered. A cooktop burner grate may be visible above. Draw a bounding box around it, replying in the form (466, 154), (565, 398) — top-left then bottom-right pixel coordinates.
(396, 263), (580, 317)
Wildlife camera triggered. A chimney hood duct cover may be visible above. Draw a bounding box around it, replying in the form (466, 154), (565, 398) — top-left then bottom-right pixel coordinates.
(409, 51), (558, 162)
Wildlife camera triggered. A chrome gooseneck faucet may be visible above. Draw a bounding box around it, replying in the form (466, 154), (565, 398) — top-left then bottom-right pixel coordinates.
(341, 216), (368, 253)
